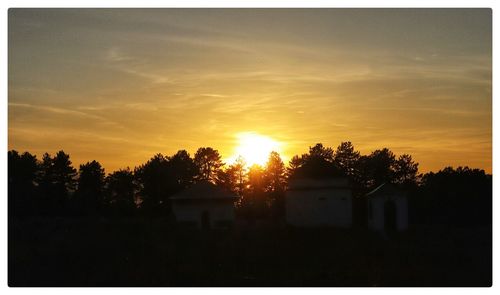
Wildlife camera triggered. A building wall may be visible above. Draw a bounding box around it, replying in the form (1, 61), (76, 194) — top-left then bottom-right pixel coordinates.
(396, 197), (409, 231)
(367, 195), (408, 232)
(172, 200), (235, 229)
(286, 188), (352, 228)
(367, 198), (385, 231)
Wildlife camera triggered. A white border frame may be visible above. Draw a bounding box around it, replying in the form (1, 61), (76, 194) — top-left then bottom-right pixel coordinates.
(1, 1), (497, 294)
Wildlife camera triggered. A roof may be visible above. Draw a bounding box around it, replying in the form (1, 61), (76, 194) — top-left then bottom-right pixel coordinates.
(365, 183), (405, 198)
(170, 181), (238, 200)
(287, 177), (350, 191)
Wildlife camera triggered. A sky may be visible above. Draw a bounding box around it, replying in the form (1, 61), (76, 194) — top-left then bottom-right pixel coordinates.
(8, 8), (492, 173)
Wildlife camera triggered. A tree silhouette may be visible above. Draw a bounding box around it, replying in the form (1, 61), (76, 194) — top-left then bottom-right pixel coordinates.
(168, 150), (196, 189)
(264, 151), (286, 193)
(247, 164), (266, 194)
(37, 153), (53, 215)
(216, 156), (247, 195)
(134, 154), (171, 215)
(231, 156), (247, 197)
(308, 143), (335, 162)
(37, 151), (77, 215)
(333, 141), (361, 178)
(418, 166), (491, 226)
(393, 154), (419, 186)
(194, 147), (224, 182)
(289, 143), (341, 179)
(8, 150), (39, 217)
(76, 160), (105, 215)
(287, 154), (306, 178)
(8, 143), (492, 232)
(215, 168), (234, 192)
(239, 164), (269, 220)
(359, 148), (396, 188)
(105, 168), (136, 216)
(134, 150), (197, 216)
(264, 151), (286, 219)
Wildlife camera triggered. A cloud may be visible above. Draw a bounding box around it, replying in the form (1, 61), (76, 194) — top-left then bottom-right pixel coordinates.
(105, 47), (133, 62)
(9, 102), (124, 129)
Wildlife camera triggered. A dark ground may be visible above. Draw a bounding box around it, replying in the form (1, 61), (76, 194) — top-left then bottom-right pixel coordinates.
(8, 217), (492, 287)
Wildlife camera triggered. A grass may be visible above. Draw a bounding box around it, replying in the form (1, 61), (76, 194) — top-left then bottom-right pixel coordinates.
(9, 216), (492, 286)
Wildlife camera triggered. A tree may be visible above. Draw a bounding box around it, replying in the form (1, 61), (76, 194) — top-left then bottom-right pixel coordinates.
(37, 153), (54, 214)
(231, 156), (247, 197)
(308, 143), (334, 162)
(194, 147), (224, 182)
(288, 143), (341, 179)
(37, 151), (77, 215)
(215, 168), (234, 192)
(418, 166), (491, 226)
(168, 150), (196, 188)
(264, 151), (287, 219)
(287, 154), (306, 178)
(8, 150), (39, 217)
(393, 154), (419, 186)
(359, 148), (396, 188)
(333, 141), (360, 178)
(8, 151), (39, 185)
(247, 164), (266, 194)
(135, 150), (197, 216)
(265, 151), (286, 193)
(76, 160), (105, 215)
(241, 164), (268, 219)
(105, 168), (136, 215)
(216, 156), (247, 196)
(134, 154), (171, 215)
(52, 150), (78, 192)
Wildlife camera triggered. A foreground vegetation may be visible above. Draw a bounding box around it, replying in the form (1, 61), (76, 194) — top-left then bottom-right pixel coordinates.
(9, 217), (491, 286)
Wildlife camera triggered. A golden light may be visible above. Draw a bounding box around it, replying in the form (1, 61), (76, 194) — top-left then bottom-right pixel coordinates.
(227, 132), (282, 167)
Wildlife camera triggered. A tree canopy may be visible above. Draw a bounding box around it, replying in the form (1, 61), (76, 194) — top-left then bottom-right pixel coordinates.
(7, 142), (490, 225)
(194, 147), (224, 182)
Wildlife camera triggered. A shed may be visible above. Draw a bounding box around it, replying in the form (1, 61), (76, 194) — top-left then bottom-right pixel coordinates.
(171, 181), (239, 230)
(285, 177), (352, 228)
(366, 183), (408, 232)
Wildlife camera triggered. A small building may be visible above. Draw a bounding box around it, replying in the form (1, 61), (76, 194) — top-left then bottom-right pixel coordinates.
(171, 181), (238, 230)
(366, 183), (408, 232)
(285, 177), (352, 228)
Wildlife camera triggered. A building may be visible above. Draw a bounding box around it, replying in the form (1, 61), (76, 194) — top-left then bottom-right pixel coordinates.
(366, 183), (408, 232)
(285, 177), (352, 228)
(171, 181), (239, 230)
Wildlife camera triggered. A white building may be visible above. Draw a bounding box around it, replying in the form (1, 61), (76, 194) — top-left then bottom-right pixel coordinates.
(171, 181), (238, 230)
(285, 177), (352, 228)
(366, 183), (408, 232)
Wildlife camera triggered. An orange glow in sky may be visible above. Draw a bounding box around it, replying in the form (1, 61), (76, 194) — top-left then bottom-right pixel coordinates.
(8, 9), (492, 173)
(226, 132), (283, 167)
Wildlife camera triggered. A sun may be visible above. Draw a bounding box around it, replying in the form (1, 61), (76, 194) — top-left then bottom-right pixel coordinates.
(228, 132), (282, 167)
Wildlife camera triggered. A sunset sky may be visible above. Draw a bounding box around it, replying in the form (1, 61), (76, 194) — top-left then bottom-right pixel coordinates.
(8, 9), (492, 173)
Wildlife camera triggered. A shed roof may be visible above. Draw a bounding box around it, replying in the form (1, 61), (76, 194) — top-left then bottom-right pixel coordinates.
(288, 177), (350, 191)
(365, 183), (405, 198)
(171, 181), (238, 200)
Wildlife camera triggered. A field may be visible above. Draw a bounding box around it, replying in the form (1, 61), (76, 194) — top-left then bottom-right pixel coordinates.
(9, 217), (492, 287)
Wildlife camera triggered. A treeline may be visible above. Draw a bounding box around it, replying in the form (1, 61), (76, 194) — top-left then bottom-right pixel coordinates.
(8, 142), (492, 226)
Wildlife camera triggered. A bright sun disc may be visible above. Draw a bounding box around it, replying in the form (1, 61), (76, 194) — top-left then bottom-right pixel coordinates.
(229, 132), (282, 167)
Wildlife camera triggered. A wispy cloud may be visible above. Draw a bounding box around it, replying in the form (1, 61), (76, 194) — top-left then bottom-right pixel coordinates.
(9, 102), (124, 129)
(105, 47), (133, 62)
